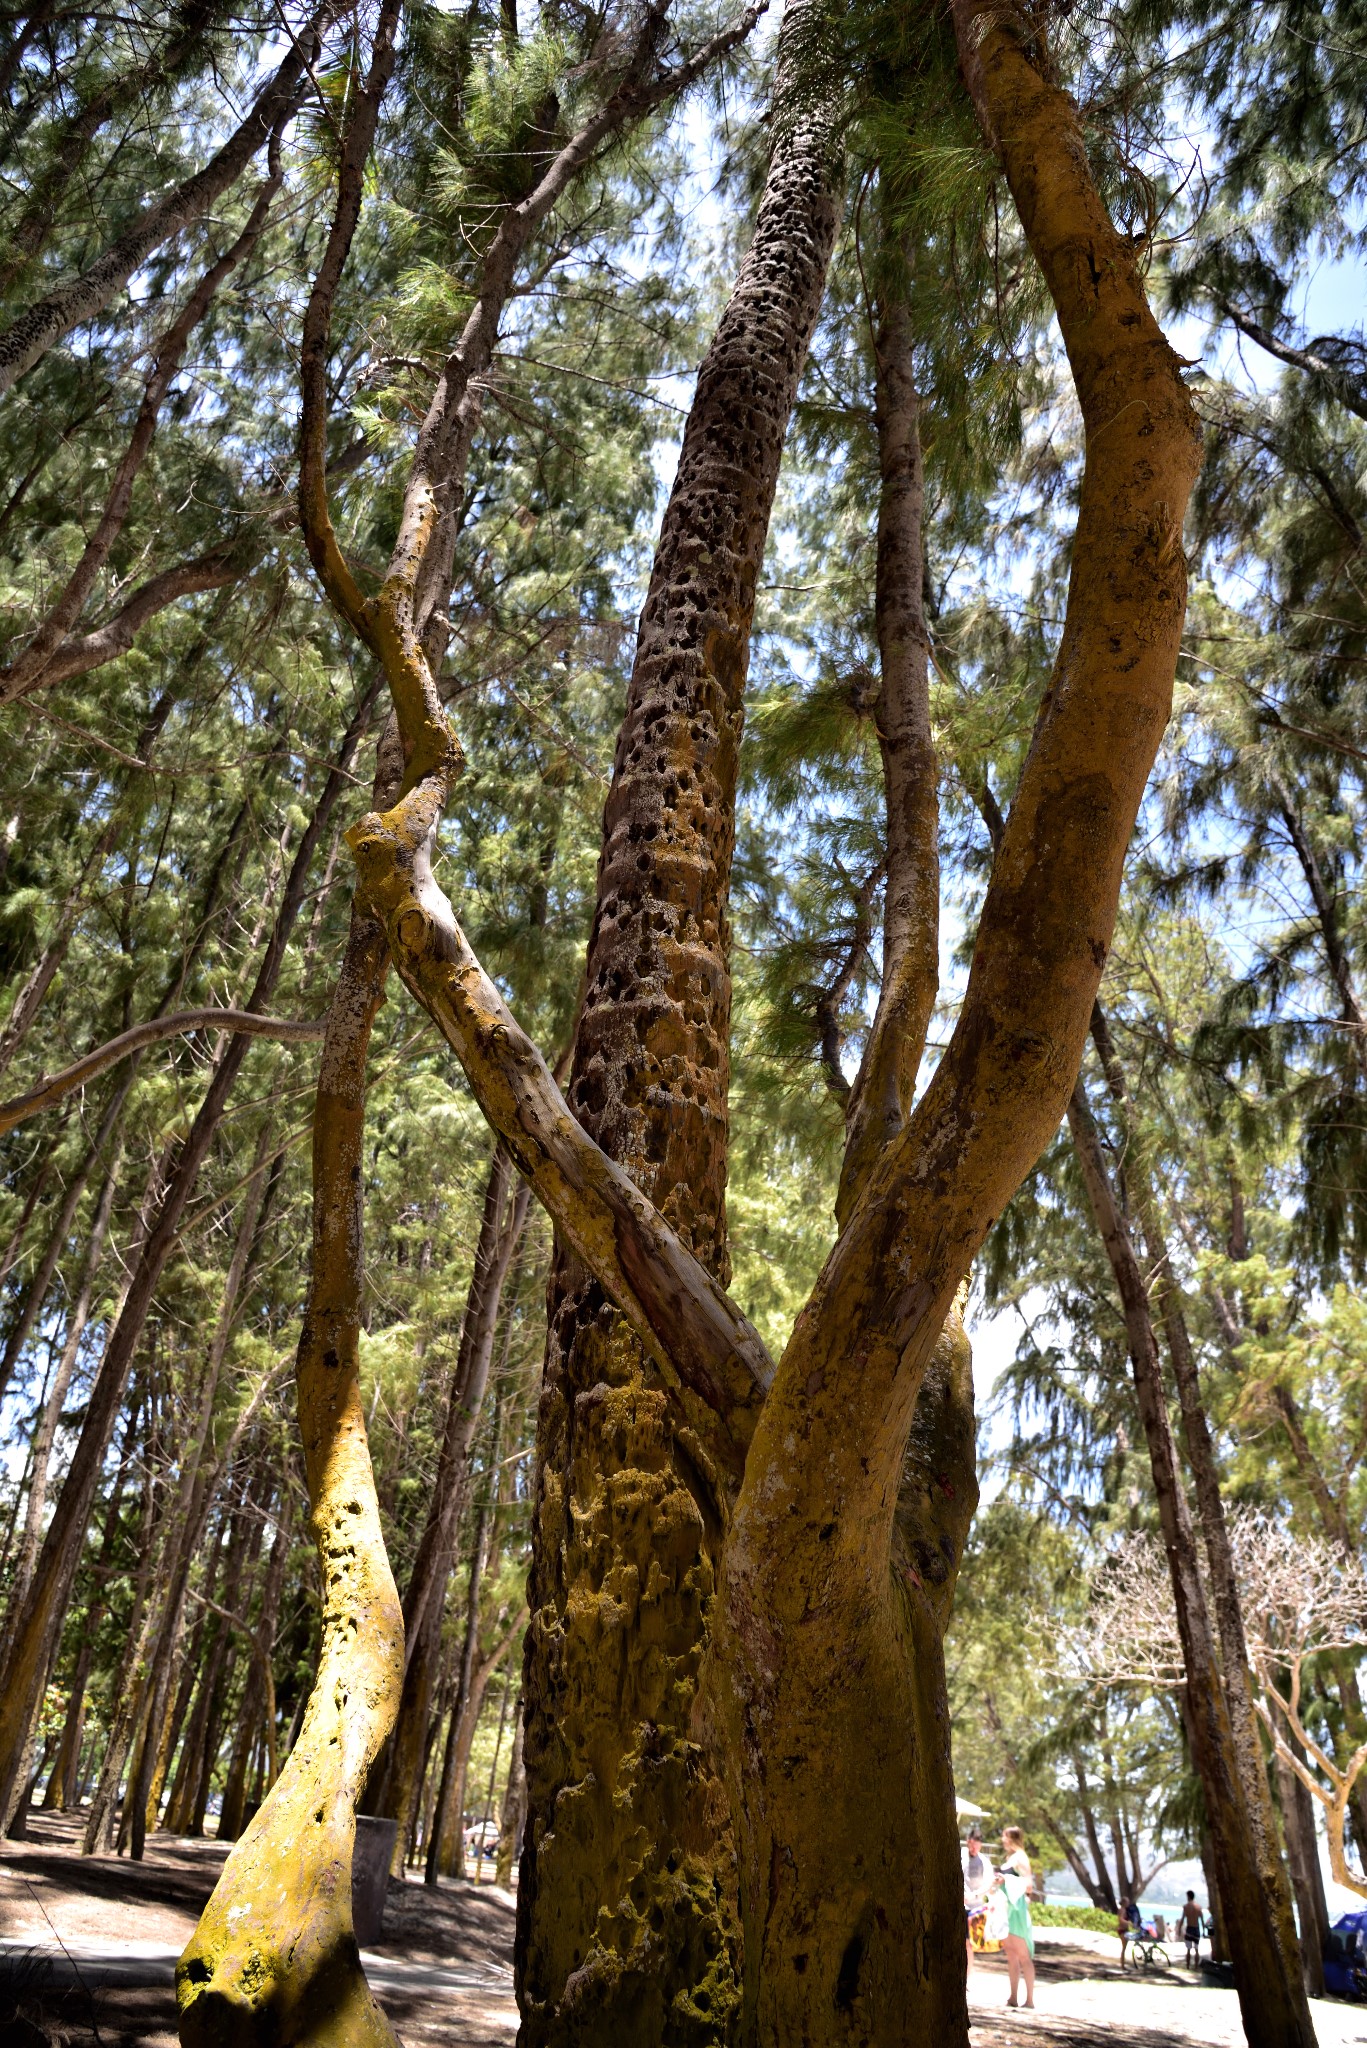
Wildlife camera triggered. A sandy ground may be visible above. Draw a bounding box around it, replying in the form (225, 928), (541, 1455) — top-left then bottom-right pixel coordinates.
(0, 1809), (518, 2045)
(2, 1813), (1365, 2046)
(968, 1928), (1367, 2047)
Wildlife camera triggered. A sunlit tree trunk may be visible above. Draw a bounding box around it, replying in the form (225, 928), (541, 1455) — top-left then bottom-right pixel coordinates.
(178, 729), (405, 2048)
(1086, 1003), (1307, 1993)
(515, 16), (841, 2036)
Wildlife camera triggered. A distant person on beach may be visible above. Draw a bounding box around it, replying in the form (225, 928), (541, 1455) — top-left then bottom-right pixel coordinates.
(962, 1827), (994, 1972)
(993, 1825), (1036, 2009)
(1181, 1891), (1204, 1965)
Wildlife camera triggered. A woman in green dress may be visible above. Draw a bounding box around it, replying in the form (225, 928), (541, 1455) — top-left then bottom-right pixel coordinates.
(994, 1825), (1037, 2009)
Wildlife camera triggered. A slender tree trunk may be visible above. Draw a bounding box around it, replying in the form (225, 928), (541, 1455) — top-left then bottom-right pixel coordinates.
(216, 1496), (292, 1843)
(3, 1130), (122, 1626)
(168, 1493), (255, 1836)
(45, 1634), (93, 1811)
(427, 1498), (493, 1885)
(432, 1622), (522, 1882)
(0, 1069), (130, 1409)
(39, 1405), (138, 1813)
(1088, 1004), (1306, 1984)
(1276, 1742), (1328, 1994)
(367, 1143), (528, 1872)
(128, 1123), (282, 1857)
(495, 1691), (525, 1888)
(179, 726), (405, 2048)
(0, 685), (376, 1828)
(1068, 1082), (1316, 2048)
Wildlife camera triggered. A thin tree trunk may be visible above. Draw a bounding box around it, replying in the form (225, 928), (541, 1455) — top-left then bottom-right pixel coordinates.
(166, 1489), (254, 1835)
(426, 1498), (493, 1886)
(179, 725), (405, 2048)
(1089, 1000), (1304, 1984)
(39, 1401), (139, 1813)
(0, 682), (378, 1828)
(473, 1676), (511, 1882)
(128, 1120), (283, 1857)
(1067, 1081), (1316, 2048)
(4, 1130), (122, 1625)
(368, 1143), (528, 1872)
(495, 1694), (525, 1888)
(1276, 1741), (1328, 1994)
(217, 1492), (293, 1841)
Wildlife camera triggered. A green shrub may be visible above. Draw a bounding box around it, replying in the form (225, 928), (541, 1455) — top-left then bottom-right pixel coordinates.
(1032, 1902), (1117, 1935)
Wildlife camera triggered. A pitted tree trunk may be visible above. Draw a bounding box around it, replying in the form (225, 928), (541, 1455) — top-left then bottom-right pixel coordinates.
(514, 14), (841, 2038)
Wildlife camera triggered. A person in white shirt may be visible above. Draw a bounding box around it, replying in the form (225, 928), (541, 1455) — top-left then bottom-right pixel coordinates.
(963, 1827), (995, 1973)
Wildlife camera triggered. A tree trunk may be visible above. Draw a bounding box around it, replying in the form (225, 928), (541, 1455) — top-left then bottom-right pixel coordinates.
(366, 1141), (528, 1872)
(0, 1069), (130, 1410)
(1276, 1742), (1328, 1994)
(515, 13), (841, 2036)
(179, 732), (404, 2047)
(1089, 1003), (1306, 1986)
(496, 1693), (526, 1888)
(0, 684), (376, 1829)
(3, 1129), (122, 1628)
(216, 1491), (293, 1843)
(1068, 1083), (1316, 2048)
(128, 1123), (283, 1858)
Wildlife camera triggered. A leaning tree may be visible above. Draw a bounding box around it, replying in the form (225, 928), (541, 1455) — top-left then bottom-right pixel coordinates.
(174, 0), (1212, 2042)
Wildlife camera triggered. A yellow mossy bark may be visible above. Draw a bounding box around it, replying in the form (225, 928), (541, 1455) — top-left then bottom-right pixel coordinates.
(177, 907), (403, 2048)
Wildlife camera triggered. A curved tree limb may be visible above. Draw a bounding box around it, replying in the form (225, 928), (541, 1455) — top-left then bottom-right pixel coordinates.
(0, 1008), (327, 1137)
(348, 779), (772, 1479)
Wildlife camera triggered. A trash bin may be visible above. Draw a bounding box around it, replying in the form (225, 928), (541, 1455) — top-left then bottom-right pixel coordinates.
(352, 1815), (398, 1947)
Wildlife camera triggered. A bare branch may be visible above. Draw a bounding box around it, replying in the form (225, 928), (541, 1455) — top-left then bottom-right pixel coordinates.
(0, 1009), (327, 1137)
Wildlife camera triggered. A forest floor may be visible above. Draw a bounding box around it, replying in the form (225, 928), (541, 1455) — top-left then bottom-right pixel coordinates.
(2, 1814), (1365, 2046)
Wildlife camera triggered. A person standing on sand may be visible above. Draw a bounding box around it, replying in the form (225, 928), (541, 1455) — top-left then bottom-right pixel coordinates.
(993, 1824), (1036, 2010)
(963, 1826), (995, 1973)
(1181, 1891), (1204, 1966)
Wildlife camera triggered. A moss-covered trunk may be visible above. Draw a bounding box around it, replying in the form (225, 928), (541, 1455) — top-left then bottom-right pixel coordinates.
(514, 17), (840, 2039)
(178, 817), (404, 2046)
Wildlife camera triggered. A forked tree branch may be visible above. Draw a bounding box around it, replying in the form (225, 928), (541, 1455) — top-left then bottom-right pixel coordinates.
(348, 780), (773, 1478)
(0, 545), (246, 703)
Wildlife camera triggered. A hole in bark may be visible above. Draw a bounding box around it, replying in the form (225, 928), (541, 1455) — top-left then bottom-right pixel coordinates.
(793, 1954), (808, 1975)
(835, 1930), (864, 2012)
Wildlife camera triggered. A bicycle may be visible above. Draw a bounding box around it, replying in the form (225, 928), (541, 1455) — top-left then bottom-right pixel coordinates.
(1123, 1933), (1170, 1972)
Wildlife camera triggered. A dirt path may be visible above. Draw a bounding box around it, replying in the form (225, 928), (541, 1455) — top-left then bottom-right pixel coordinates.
(3, 1816), (1365, 2046)
(0, 1810), (517, 2045)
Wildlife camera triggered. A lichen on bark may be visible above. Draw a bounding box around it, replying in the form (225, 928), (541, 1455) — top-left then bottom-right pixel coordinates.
(513, 10), (842, 2035)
